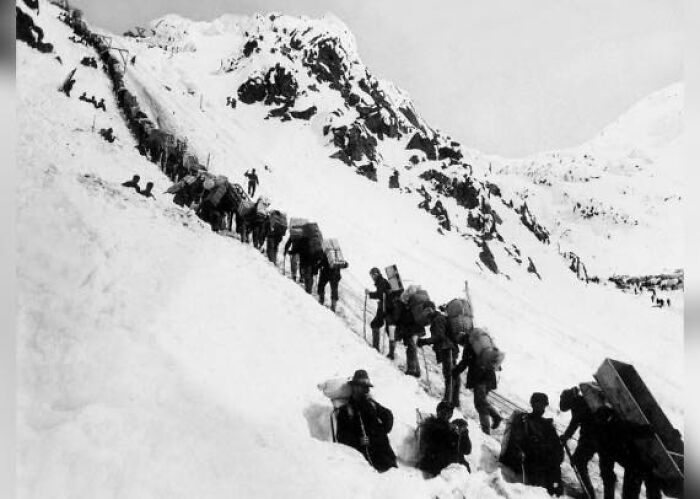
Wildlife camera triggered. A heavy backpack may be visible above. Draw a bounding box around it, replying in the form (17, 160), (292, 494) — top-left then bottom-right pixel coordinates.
(499, 411), (526, 470)
(468, 327), (505, 371)
(268, 210), (288, 238)
(303, 222), (324, 256)
(289, 217), (308, 241)
(445, 298), (473, 344)
(256, 196), (271, 216)
(403, 285), (431, 327)
(318, 377), (353, 443)
(322, 238), (348, 269)
(385, 264), (403, 293)
(237, 196), (255, 217)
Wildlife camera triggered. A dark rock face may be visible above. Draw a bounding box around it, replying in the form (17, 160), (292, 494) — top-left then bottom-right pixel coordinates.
(237, 64), (298, 107)
(290, 105), (317, 120)
(238, 77), (267, 104)
(243, 39), (258, 57)
(438, 146), (462, 162)
(329, 122), (378, 165)
(517, 203), (550, 244)
(406, 132), (437, 160)
(478, 241), (499, 274)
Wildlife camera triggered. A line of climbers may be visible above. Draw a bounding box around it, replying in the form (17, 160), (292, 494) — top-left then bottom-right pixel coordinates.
(365, 268), (503, 436)
(55, 0), (352, 316)
(54, 5), (683, 497)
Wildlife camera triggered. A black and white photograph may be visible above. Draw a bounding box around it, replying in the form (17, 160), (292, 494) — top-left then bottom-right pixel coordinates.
(12, 0), (687, 497)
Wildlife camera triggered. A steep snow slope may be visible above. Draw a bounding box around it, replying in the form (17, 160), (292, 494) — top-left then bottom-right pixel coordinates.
(16, 11), (544, 498)
(484, 84), (683, 277)
(17, 6), (558, 498)
(17, 3), (683, 498)
(109, 11), (683, 424)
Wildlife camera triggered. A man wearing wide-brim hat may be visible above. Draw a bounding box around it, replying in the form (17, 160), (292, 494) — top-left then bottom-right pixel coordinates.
(335, 370), (398, 472)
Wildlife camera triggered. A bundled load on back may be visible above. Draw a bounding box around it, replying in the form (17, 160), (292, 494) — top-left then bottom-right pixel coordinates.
(288, 217), (308, 240)
(467, 327), (504, 370)
(593, 358), (684, 498)
(402, 285), (432, 326)
(322, 238), (348, 269)
(302, 222), (324, 255)
(256, 196), (271, 217)
(385, 264), (403, 293)
(444, 298), (472, 345)
(267, 209), (288, 238)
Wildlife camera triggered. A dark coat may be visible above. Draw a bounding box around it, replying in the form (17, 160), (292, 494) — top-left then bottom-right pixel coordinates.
(368, 276), (393, 317)
(419, 314), (458, 363)
(392, 299), (425, 342)
(516, 413), (564, 470)
(562, 395), (599, 443)
(417, 416), (471, 476)
(318, 253), (341, 283)
(454, 340), (497, 390)
(336, 397), (397, 472)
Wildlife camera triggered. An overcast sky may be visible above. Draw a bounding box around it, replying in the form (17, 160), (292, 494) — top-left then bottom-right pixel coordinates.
(71, 0), (682, 157)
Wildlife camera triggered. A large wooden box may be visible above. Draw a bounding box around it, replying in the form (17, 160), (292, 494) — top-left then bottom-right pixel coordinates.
(594, 359), (683, 497)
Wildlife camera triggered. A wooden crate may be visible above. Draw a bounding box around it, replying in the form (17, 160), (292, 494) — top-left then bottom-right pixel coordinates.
(385, 264), (403, 292)
(594, 358), (683, 497)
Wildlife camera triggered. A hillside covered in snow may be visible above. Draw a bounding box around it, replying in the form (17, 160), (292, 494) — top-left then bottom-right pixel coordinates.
(16, 2), (684, 498)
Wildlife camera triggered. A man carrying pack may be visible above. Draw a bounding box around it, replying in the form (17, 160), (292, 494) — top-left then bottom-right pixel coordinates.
(515, 393), (564, 496)
(417, 302), (460, 408)
(417, 401), (471, 477)
(365, 268), (394, 354)
(391, 298), (423, 377)
(559, 387), (600, 498)
(336, 370), (398, 473)
(244, 168), (259, 197)
(453, 333), (502, 435)
(121, 174), (141, 193)
(317, 252), (342, 311)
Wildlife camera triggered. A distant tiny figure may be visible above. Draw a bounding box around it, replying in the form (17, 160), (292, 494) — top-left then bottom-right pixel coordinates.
(244, 168), (259, 197)
(79, 91), (88, 102)
(121, 175), (141, 192)
(130, 55), (136, 65)
(96, 98), (106, 111)
(667, 298), (671, 307)
(139, 182), (155, 199)
(388, 169), (400, 189)
(99, 127), (115, 143)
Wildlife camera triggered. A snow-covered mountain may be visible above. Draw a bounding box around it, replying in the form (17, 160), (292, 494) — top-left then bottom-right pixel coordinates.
(17, 2), (683, 498)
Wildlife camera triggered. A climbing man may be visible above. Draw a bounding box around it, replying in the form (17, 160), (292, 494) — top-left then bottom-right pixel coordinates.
(121, 174), (141, 193)
(336, 369), (398, 473)
(417, 302), (461, 408)
(366, 267), (394, 354)
(388, 169), (400, 189)
(391, 297), (423, 377)
(417, 401), (471, 477)
(244, 168), (259, 197)
(139, 182), (155, 199)
(453, 331), (502, 435)
(96, 97), (106, 111)
(515, 393), (564, 496)
(317, 252), (342, 312)
(559, 387), (599, 499)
